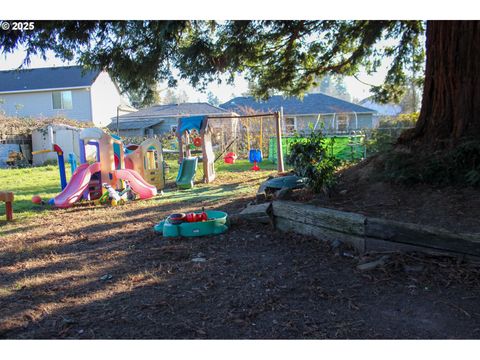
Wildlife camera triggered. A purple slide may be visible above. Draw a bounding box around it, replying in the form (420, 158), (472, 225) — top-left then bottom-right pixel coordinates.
(52, 162), (101, 208)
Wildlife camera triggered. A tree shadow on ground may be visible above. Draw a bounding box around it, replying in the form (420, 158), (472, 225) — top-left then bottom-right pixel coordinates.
(2, 188), (480, 339)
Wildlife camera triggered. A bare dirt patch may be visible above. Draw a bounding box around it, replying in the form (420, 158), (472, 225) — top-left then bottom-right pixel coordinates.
(1, 170), (480, 339)
(301, 157), (480, 233)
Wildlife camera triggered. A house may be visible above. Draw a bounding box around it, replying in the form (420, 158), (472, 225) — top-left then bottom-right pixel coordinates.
(221, 93), (376, 135)
(359, 97), (402, 127)
(110, 102), (238, 138)
(0, 66), (125, 126)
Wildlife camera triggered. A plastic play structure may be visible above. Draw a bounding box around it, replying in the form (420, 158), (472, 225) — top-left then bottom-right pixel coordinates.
(153, 209), (228, 237)
(176, 116), (216, 189)
(31, 126), (69, 190)
(49, 128), (159, 208)
(124, 138), (165, 190)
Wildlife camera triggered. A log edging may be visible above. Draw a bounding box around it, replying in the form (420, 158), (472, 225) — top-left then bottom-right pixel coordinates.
(272, 200), (480, 258)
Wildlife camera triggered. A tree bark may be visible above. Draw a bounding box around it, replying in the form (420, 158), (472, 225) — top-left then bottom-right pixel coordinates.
(399, 21), (480, 149)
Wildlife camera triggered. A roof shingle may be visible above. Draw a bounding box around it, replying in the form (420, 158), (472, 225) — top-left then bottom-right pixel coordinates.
(119, 102), (233, 120)
(0, 66), (101, 93)
(221, 93), (375, 115)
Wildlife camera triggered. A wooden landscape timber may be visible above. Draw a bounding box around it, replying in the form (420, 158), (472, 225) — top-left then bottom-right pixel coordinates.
(271, 200), (480, 259)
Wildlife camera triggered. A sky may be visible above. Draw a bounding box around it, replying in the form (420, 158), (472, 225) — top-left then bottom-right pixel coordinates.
(0, 41), (390, 105)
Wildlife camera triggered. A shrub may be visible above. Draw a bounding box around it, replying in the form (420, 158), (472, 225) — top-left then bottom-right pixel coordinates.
(365, 113), (419, 156)
(381, 139), (480, 187)
(286, 130), (340, 193)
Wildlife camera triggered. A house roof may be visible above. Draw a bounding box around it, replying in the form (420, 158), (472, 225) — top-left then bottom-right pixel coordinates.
(111, 119), (164, 131)
(0, 66), (101, 93)
(359, 97), (402, 116)
(221, 93), (375, 115)
(118, 102), (233, 120)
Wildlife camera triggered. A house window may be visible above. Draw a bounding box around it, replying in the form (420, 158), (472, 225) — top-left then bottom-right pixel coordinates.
(336, 114), (349, 132)
(284, 117), (297, 135)
(52, 91), (73, 110)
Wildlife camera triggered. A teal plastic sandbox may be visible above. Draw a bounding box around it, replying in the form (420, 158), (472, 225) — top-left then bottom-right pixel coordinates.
(153, 210), (228, 237)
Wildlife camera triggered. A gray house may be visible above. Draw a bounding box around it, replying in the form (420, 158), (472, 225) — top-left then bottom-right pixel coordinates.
(360, 96), (402, 127)
(0, 66), (125, 126)
(221, 93), (377, 135)
(111, 102), (237, 137)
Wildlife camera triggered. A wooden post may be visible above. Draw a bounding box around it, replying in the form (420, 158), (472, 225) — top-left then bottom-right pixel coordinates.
(275, 110), (285, 173)
(6, 201), (13, 221)
(0, 191), (14, 221)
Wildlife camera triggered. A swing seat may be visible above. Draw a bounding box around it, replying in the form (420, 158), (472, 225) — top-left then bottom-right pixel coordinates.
(249, 149), (263, 163)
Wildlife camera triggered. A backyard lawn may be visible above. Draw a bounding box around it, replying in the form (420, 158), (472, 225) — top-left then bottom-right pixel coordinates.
(0, 159), (278, 235)
(1, 158), (480, 339)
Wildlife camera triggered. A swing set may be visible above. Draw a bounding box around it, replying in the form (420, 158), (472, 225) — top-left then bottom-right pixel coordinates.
(208, 112), (285, 173)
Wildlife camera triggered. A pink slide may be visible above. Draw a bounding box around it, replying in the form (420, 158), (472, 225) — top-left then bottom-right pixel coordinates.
(52, 162), (101, 208)
(113, 169), (157, 199)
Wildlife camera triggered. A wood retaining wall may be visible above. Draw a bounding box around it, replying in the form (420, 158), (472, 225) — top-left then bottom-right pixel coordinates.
(271, 200), (480, 259)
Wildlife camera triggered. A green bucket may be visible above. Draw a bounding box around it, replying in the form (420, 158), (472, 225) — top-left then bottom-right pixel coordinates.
(153, 210), (228, 237)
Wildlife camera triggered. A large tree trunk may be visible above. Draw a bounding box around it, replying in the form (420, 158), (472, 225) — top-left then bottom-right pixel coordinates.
(399, 21), (480, 149)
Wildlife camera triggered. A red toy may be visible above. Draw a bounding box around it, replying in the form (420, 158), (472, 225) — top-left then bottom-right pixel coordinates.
(193, 137), (202, 147)
(185, 207), (208, 222)
(224, 152), (237, 164)
(32, 195), (43, 204)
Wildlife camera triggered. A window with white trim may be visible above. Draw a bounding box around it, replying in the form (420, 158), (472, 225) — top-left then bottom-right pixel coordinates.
(285, 117), (297, 135)
(52, 91), (73, 110)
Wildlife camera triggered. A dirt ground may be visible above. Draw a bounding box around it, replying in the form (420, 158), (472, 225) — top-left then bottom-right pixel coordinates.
(303, 157), (480, 233)
(1, 171), (480, 339)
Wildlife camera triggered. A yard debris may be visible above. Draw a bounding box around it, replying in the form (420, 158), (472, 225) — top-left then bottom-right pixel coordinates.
(403, 264), (424, 273)
(356, 255), (391, 271)
(256, 174), (307, 202)
(234, 202), (272, 225)
(341, 251), (355, 259)
(275, 187), (293, 200)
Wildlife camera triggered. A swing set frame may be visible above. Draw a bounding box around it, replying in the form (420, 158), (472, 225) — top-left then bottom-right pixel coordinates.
(207, 111), (285, 173)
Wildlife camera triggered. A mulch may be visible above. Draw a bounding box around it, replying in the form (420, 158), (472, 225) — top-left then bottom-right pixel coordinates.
(1, 170), (480, 339)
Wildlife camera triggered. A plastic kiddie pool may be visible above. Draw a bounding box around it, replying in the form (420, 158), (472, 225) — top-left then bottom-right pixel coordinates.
(153, 210), (228, 237)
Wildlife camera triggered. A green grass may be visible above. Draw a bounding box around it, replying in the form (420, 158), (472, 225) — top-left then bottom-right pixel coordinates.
(0, 165), (66, 220)
(0, 159), (279, 227)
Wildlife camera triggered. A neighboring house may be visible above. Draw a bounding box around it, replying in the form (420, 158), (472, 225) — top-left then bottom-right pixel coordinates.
(0, 66), (125, 125)
(221, 93), (376, 135)
(359, 97), (402, 127)
(111, 102), (238, 138)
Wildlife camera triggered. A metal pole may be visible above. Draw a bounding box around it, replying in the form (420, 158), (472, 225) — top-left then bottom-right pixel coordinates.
(276, 110), (285, 173)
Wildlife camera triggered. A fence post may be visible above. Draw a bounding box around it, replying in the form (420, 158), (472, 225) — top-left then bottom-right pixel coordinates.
(276, 110), (285, 173)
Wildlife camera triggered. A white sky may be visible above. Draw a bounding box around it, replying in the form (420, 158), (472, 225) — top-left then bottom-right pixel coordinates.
(0, 45), (389, 104)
